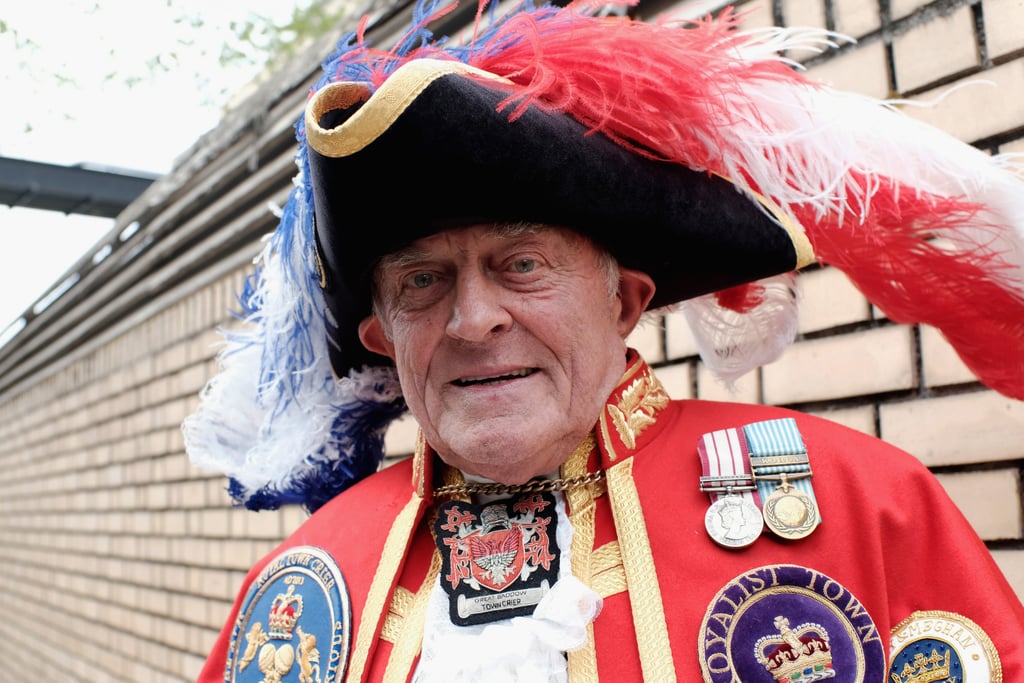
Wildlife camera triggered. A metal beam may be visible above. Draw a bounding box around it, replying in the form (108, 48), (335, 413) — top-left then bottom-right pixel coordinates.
(0, 156), (158, 218)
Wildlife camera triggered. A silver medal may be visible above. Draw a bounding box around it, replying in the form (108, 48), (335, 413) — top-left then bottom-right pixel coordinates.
(704, 495), (764, 549)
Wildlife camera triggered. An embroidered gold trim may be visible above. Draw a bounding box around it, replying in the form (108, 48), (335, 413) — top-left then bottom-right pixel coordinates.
(599, 412), (620, 463)
(382, 550), (443, 683)
(590, 542), (626, 599)
(380, 586), (413, 643)
(306, 59), (513, 159)
(607, 373), (670, 449)
(601, 364), (668, 461)
(563, 434), (601, 682)
(606, 458), (677, 683)
(345, 494), (423, 683)
(414, 431), (428, 499)
(433, 470), (604, 497)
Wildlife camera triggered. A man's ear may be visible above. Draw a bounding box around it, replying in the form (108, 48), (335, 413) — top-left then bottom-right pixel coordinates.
(357, 315), (396, 359)
(616, 267), (656, 338)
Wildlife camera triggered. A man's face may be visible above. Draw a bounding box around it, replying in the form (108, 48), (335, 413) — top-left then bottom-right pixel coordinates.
(358, 224), (653, 483)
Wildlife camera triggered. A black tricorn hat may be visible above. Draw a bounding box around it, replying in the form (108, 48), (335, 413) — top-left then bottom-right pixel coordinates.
(185, 3), (1024, 511)
(305, 59), (814, 377)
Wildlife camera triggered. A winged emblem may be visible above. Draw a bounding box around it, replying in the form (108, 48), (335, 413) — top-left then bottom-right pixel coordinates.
(434, 493), (559, 625)
(469, 528), (522, 585)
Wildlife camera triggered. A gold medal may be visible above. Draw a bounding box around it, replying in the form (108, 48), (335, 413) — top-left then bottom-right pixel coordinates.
(761, 475), (820, 540)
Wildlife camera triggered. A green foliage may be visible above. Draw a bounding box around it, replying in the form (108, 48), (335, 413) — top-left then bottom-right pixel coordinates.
(1, 1), (351, 111)
(223, 2), (351, 72)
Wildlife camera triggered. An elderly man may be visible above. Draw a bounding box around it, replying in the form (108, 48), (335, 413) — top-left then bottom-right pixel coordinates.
(187, 1), (1024, 681)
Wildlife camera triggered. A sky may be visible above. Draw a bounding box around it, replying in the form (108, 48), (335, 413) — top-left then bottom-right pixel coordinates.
(0, 0), (308, 341)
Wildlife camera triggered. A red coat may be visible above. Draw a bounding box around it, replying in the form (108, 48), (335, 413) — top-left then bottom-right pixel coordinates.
(200, 356), (1023, 682)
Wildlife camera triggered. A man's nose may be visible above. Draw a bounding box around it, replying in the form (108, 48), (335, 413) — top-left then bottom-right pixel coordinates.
(445, 269), (513, 342)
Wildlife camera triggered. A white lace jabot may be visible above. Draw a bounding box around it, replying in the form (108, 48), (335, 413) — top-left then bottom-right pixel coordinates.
(414, 491), (602, 683)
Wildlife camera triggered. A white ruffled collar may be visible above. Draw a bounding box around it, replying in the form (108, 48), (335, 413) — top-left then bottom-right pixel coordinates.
(414, 491), (602, 683)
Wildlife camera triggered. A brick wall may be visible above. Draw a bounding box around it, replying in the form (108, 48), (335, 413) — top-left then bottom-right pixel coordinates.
(0, 0), (1021, 680)
(0, 264), (310, 682)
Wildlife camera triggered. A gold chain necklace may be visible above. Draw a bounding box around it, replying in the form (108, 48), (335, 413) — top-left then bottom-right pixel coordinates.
(434, 470), (605, 497)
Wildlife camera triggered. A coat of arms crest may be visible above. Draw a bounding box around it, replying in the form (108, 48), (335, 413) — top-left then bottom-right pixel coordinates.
(434, 492), (560, 626)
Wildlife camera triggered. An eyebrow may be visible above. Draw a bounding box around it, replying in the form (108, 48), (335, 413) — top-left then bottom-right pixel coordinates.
(378, 222), (548, 271)
(377, 246), (432, 271)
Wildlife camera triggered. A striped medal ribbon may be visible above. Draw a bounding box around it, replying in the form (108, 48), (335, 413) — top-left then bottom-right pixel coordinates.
(698, 427), (765, 549)
(744, 418), (821, 541)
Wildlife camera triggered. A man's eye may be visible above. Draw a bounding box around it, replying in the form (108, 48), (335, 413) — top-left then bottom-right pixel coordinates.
(410, 272), (436, 289)
(512, 258), (536, 273)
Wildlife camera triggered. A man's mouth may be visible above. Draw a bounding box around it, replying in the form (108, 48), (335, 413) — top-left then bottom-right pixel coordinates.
(452, 368), (537, 387)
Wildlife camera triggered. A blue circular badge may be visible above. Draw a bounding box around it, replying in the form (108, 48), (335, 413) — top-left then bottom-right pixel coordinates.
(889, 611), (1001, 683)
(226, 546), (352, 683)
(698, 565), (885, 682)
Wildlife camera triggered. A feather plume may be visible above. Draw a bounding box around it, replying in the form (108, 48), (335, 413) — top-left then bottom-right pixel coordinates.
(678, 274), (800, 386)
(184, 0), (1024, 512)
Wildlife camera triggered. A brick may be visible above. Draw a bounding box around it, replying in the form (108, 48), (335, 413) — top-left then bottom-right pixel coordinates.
(162, 617), (190, 651)
(890, 0), (929, 20)
(906, 59), (1024, 142)
(919, 324), (978, 388)
(832, 0), (882, 37)
(182, 652), (209, 681)
(1001, 137), (1024, 154)
(206, 479), (235, 507)
(992, 549), (1024, 601)
(238, 506), (287, 540)
(653, 362), (694, 400)
(155, 345), (188, 377)
(936, 469), (1022, 540)
(197, 509), (231, 538)
(190, 327), (225, 364)
(696, 361), (759, 404)
(627, 316), (664, 363)
(802, 403), (876, 436)
(735, 1), (774, 30)
(782, 0), (826, 29)
(806, 40), (890, 100)
(984, 0), (1024, 59)
(176, 363), (213, 399)
(280, 505), (309, 537)
(893, 5), (978, 93)
(188, 567), (233, 601)
(177, 480), (208, 509)
(796, 267), (872, 334)
(384, 412), (419, 457)
(763, 325), (916, 404)
(880, 390), (1024, 466)
(664, 309), (700, 359)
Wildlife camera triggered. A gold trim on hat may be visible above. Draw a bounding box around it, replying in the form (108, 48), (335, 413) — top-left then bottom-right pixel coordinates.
(305, 59), (513, 159)
(711, 171), (816, 270)
(749, 189), (816, 269)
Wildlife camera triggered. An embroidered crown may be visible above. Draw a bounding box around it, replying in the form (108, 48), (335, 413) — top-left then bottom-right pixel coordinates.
(890, 649), (952, 683)
(268, 585), (303, 639)
(479, 504), (512, 533)
(755, 616), (835, 682)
